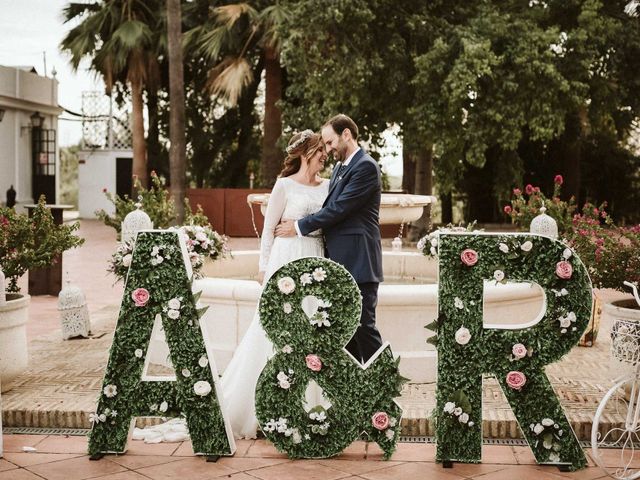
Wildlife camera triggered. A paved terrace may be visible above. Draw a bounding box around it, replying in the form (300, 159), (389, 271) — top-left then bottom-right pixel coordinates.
(0, 220), (632, 479)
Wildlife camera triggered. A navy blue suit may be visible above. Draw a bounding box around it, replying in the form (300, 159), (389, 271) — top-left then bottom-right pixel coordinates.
(298, 148), (384, 362)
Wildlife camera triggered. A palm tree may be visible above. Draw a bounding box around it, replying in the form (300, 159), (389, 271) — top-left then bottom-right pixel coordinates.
(166, 0), (186, 223)
(191, 2), (290, 187)
(61, 1), (158, 190)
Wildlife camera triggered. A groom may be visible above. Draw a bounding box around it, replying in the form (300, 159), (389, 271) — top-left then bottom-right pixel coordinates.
(275, 114), (384, 363)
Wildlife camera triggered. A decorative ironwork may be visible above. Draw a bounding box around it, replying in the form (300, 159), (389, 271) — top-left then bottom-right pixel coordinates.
(81, 91), (132, 150)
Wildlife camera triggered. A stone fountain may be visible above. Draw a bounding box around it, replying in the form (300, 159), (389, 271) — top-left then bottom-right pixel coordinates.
(190, 193), (546, 384)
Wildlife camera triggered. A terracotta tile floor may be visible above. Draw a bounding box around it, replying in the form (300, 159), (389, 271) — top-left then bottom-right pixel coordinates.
(0, 435), (613, 479)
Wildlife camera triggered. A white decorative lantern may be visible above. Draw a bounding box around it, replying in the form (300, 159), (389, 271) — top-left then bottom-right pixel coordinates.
(530, 206), (559, 239)
(121, 204), (153, 243)
(58, 281), (91, 340)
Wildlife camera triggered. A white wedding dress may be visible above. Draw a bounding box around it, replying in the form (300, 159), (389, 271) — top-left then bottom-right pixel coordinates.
(220, 176), (330, 439)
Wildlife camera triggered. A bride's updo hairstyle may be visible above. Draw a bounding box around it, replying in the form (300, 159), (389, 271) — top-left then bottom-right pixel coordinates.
(279, 129), (323, 177)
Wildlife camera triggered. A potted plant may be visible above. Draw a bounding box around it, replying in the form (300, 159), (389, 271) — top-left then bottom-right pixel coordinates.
(0, 197), (84, 391)
(504, 176), (640, 345)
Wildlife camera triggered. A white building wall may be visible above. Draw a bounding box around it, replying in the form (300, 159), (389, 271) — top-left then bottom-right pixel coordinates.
(78, 150), (132, 218)
(0, 65), (62, 207)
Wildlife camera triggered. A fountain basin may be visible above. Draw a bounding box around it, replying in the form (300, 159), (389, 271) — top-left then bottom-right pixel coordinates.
(247, 193), (437, 225)
(195, 251), (544, 383)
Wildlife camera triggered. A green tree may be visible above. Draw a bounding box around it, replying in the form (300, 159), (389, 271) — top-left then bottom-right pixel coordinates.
(61, 0), (161, 190)
(188, 2), (290, 187)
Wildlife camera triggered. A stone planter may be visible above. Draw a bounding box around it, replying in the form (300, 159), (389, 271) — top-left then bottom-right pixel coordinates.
(0, 293), (30, 392)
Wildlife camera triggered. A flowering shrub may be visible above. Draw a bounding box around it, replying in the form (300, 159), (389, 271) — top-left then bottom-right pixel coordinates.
(95, 172), (209, 238)
(504, 175), (577, 233)
(504, 176), (640, 291)
(107, 225), (229, 282)
(0, 196), (84, 293)
(564, 204), (640, 290)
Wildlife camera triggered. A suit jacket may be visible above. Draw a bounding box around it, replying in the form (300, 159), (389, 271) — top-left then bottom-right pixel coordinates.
(297, 148), (383, 284)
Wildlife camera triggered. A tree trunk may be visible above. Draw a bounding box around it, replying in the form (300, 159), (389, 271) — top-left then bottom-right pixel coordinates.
(146, 88), (162, 178)
(402, 147), (416, 194)
(412, 143), (433, 236)
(441, 191), (453, 224)
(260, 46), (283, 188)
(130, 79), (147, 191)
(167, 0), (186, 223)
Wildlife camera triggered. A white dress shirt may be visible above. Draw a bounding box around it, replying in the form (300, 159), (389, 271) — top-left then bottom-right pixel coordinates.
(294, 147), (361, 237)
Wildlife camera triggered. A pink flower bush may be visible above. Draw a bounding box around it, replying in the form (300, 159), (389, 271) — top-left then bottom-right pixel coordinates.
(555, 261), (573, 280)
(512, 343), (527, 360)
(506, 371), (527, 391)
(131, 288), (150, 307)
(305, 354), (323, 372)
(460, 249), (478, 266)
(372, 411), (390, 430)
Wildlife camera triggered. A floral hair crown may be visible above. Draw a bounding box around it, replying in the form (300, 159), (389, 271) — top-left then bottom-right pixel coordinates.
(286, 129), (315, 154)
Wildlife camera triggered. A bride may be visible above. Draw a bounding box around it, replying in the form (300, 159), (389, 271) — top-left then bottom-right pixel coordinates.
(220, 129), (330, 439)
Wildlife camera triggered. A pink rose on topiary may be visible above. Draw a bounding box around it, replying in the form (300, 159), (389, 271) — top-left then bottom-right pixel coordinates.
(506, 371), (527, 390)
(512, 343), (527, 360)
(513, 188), (522, 196)
(305, 354), (322, 372)
(372, 411), (390, 430)
(131, 288), (150, 307)
(460, 249), (478, 266)
(554, 174), (564, 185)
(504, 205), (512, 214)
(555, 261), (573, 280)
(525, 184), (534, 195)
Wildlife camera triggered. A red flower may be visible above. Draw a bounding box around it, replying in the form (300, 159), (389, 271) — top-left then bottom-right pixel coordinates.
(555, 261), (573, 280)
(503, 205), (513, 215)
(305, 354), (322, 372)
(554, 174), (564, 185)
(506, 371), (527, 391)
(460, 249), (479, 266)
(102, 187), (107, 193)
(371, 411), (390, 430)
(525, 184), (534, 195)
(131, 288), (150, 307)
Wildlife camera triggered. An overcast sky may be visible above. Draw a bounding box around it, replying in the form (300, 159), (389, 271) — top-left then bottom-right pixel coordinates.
(0, 0), (100, 146)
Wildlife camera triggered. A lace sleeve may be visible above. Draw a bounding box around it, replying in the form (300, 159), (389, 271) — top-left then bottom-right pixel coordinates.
(259, 178), (287, 272)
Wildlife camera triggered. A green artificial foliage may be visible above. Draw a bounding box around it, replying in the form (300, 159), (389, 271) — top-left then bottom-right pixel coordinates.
(432, 233), (592, 470)
(88, 231), (234, 457)
(255, 257), (404, 459)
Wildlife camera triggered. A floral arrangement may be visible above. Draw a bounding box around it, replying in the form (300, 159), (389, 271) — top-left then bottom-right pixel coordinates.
(428, 233), (592, 470)
(0, 196), (84, 293)
(255, 257), (404, 459)
(503, 175), (577, 234)
(417, 222), (479, 258)
(503, 175), (640, 291)
(89, 231), (234, 457)
(95, 172), (210, 238)
(108, 225), (229, 281)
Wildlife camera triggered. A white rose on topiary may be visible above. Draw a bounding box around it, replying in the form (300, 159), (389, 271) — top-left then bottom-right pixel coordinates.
(168, 298), (181, 310)
(278, 276), (296, 294)
(194, 380), (212, 397)
(122, 254), (132, 267)
(459, 413), (469, 424)
(494, 270), (505, 282)
(520, 241), (533, 252)
(455, 326), (471, 345)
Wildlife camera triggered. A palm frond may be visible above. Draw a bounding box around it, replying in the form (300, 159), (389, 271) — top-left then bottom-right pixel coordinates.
(61, 2), (101, 23)
(213, 3), (257, 29)
(258, 4), (290, 51)
(206, 56), (253, 106)
(197, 26), (229, 61)
(112, 20), (152, 50)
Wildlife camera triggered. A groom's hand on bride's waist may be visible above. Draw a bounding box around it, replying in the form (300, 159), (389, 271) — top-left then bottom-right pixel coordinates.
(275, 219), (298, 237)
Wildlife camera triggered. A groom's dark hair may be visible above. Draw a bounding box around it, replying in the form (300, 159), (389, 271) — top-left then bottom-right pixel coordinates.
(324, 114), (359, 140)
